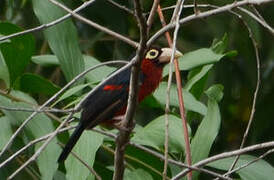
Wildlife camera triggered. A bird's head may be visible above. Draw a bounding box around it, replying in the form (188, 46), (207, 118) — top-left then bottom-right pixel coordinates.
(144, 46), (183, 66)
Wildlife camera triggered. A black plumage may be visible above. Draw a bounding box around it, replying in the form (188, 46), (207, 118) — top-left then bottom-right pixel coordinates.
(58, 66), (144, 162)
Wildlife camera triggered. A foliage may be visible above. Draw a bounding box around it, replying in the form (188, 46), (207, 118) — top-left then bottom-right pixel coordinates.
(0, 0), (274, 180)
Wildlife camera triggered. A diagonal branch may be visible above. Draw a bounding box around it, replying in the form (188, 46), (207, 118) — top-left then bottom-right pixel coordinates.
(147, 0), (274, 46)
(0, 0), (96, 42)
(146, 0), (160, 35)
(47, 0), (138, 48)
(172, 141), (274, 180)
(106, 0), (134, 15)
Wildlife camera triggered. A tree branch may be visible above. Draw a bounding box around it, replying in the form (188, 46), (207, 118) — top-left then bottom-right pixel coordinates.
(163, 1), (185, 179)
(48, 0), (138, 48)
(157, 2), (193, 179)
(0, 0), (96, 42)
(146, 0), (160, 35)
(147, 0), (274, 46)
(171, 141), (274, 179)
(112, 0), (147, 179)
(106, 0), (134, 16)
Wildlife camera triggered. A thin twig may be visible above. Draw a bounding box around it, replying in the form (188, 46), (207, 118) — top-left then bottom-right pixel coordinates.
(59, 143), (102, 180)
(113, 0), (147, 179)
(106, 0), (134, 15)
(7, 112), (74, 180)
(157, 3), (192, 180)
(0, 106), (74, 113)
(0, 0), (96, 42)
(224, 148), (274, 177)
(0, 125), (76, 169)
(147, 0), (274, 46)
(8, 150), (40, 180)
(48, 0), (138, 48)
(226, 8), (262, 176)
(157, 4), (274, 36)
(146, 0), (160, 35)
(237, 7), (274, 35)
(171, 141), (274, 180)
(163, 1), (185, 179)
(94, 129), (232, 180)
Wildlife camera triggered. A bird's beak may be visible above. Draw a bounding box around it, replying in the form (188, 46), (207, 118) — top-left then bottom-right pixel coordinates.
(159, 47), (183, 63)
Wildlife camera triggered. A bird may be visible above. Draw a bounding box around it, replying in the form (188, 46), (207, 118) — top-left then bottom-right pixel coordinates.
(58, 46), (182, 162)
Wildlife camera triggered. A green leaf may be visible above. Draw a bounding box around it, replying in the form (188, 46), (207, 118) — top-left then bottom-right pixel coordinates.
(124, 169), (153, 180)
(32, 0), (85, 83)
(84, 55), (116, 83)
(153, 82), (207, 116)
(163, 48), (225, 76)
(132, 114), (191, 153)
(205, 84), (224, 102)
(0, 91), (61, 180)
(211, 33), (229, 54)
(185, 64), (213, 91)
(190, 84), (223, 179)
(65, 129), (104, 180)
(53, 83), (90, 106)
(0, 50), (10, 87)
(207, 155), (274, 180)
(0, 22), (34, 87)
(31, 55), (59, 67)
(0, 116), (13, 150)
(16, 73), (60, 96)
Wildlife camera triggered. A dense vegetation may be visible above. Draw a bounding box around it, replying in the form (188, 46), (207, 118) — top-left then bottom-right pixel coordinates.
(0, 0), (273, 180)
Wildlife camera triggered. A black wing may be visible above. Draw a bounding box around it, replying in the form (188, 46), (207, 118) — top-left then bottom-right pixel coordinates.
(80, 65), (144, 128)
(58, 66), (144, 162)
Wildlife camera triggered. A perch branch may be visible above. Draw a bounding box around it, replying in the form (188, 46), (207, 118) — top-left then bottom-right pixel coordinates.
(113, 0), (147, 179)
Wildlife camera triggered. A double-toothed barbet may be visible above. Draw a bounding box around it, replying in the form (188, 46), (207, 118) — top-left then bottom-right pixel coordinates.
(58, 46), (182, 162)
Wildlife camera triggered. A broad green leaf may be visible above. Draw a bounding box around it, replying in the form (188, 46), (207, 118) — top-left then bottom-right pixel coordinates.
(0, 22), (34, 87)
(132, 114), (191, 153)
(32, 0), (84, 83)
(0, 50), (9, 87)
(0, 91), (61, 180)
(124, 169), (153, 180)
(205, 84), (224, 102)
(190, 84), (223, 180)
(185, 64), (213, 91)
(16, 73), (60, 96)
(0, 116), (13, 150)
(53, 83), (90, 106)
(93, 161), (113, 180)
(207, 155), (274, 180)
(211, 33), (229, 54)
(153, 82), (207, 116)
(84, 55), (116, 83)
(31, 55), (59, 67)
(65, 128), (104, 180)
(163, 48), (225, 76)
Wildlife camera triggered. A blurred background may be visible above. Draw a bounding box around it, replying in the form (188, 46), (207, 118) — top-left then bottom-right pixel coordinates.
(0, 0), (274, 177)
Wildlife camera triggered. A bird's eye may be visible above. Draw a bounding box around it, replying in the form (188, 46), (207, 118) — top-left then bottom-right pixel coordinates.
(145, 49), (159, 60)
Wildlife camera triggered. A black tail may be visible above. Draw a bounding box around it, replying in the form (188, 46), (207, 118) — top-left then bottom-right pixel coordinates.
(58, 124), (85, 163)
